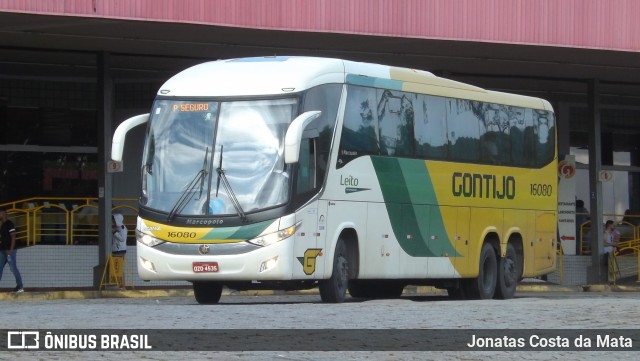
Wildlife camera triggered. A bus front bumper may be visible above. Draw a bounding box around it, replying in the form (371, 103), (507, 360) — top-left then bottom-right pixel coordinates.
(136, 238), (294, 281)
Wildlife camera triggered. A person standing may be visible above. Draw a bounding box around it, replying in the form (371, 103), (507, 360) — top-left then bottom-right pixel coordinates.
(603, 220), (620, 282)
(111, 213), (127, 256)
(603, 220), (619, 254)
(111, 213), (127, 289)
(0, 210), (24, 293)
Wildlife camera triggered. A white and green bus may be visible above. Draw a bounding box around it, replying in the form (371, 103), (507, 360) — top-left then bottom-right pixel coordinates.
(112, 56), (557, 304)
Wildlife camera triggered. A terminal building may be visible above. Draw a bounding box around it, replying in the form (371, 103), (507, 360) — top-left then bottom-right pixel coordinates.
(1, 0), (639, 288)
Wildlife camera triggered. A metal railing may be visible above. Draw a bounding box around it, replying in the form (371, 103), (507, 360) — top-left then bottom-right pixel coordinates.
(611, 239), (640, 285)
(577, 212), (640, 256)
(1, 197), (138, 246)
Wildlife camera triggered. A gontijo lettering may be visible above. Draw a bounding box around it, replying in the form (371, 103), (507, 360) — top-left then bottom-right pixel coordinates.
(173, 103), (209, 112)
(452, 172), (516, 199)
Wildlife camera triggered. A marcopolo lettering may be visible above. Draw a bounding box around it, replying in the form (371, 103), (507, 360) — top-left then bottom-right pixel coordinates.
(452, 172), (516, 199)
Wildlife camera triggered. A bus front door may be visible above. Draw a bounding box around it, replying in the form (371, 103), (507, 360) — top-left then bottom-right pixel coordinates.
(292, 201), (326, 279)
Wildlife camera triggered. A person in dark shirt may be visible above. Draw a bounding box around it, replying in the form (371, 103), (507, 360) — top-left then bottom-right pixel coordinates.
(0, 210), (24, 293)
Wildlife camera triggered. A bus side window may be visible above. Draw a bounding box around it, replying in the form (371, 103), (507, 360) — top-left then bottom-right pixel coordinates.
(296, 138), (317, 195)
(339, 85), (379, 167)
(447, 99), (480, 162)
(535, 110), (555, 167)
(523, 109), (537, 167)
(509, 107), (527, 167)
(414, 94), (447, 160)
(376, 89), (414, 157)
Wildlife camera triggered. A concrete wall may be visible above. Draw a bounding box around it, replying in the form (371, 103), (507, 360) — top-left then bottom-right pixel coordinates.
(0, 245), (188, 289)
(547, 254), (638, 285)
(547, 255), (592, 286)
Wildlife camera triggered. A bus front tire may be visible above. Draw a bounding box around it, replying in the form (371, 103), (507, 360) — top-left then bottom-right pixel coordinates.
(319, 239), (349, 303)
(466, 243), (497, 299)
(495, 243), (518, 300)
(193, 281), (223, 304)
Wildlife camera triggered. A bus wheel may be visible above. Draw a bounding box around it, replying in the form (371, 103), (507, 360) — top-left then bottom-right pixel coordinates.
(466, 243), (497, 299)
(495, 243), (518, 300)
(193, 281), (223, 304)
(319, 239), (349, 303)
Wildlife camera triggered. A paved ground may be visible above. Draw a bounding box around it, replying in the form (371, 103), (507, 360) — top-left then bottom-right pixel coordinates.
(0, 282), (639, 360)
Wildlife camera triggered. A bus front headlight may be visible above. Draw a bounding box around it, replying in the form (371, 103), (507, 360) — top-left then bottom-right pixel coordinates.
(247, 222), (300, 247)
(137, 230), (165, 247)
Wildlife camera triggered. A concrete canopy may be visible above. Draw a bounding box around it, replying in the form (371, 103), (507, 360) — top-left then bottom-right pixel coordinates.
(0, 11), (639, 104)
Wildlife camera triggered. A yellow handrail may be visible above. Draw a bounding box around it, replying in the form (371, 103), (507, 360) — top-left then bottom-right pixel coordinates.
(611, 240), (640, 284)
(577, 212), (640, 255)
(1, 197), (138, 247)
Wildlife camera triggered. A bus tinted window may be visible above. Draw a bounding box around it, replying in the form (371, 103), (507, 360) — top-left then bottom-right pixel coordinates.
(479, 103), (511, 165)
(523, 109), (537, 167)
(296, 138), (316, 194)
(302, 83), (341, 186)
(292, 83), (342, 207)
(377, 89), (414, 157)
(447, 99), (481, 162)
(535, 110), (555, 166)
(339, 86), (379, 166)
(415, 94), (448, 160)
(508, 106), (527, 166)
(338, 84), (554, 168)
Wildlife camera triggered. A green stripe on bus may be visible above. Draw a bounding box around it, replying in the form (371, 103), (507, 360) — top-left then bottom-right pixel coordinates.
(346, 74), (403, 90)
(372, 157), (459, 257)
(201, 220), (272, 241)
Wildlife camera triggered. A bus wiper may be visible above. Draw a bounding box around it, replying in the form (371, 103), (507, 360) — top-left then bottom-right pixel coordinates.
(198, 147), (209, 199)
(167, 148), (209, 221)
(215, 145), (247, 221)
(204, 144), (215, 214)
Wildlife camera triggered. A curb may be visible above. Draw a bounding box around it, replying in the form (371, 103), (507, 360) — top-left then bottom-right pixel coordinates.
(517, 284), (581, 292)
(1, 283), (638, 301)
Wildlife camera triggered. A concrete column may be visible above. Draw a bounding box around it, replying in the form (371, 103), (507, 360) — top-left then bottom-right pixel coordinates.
(93, 52), (114, 288)
(586, 79), (606, 284)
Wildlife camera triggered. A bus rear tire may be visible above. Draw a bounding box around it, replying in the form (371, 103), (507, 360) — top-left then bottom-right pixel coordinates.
(193, 281), (223, 304)
(319, 239), (349, 303)
(466, 243), (497, 299)
(495, 243), (518, 300)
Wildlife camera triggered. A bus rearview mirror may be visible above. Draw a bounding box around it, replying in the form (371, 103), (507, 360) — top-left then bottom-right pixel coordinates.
(284, 111), (322, 164)
(111, 113), (149, 162)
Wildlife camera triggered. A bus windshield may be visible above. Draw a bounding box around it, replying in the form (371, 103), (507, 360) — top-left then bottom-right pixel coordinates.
(141, 98), (298, 217)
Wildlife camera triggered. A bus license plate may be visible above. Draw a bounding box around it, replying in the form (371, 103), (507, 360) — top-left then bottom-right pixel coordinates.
(193, 262), (219, 273)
